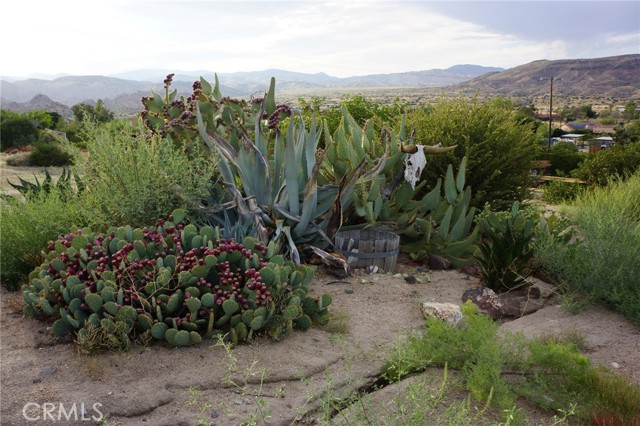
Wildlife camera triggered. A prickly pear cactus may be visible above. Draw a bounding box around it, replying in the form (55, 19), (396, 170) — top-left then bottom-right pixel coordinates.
(22, 210), (329, 351)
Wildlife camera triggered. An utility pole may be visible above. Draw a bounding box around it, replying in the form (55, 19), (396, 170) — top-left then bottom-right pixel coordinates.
(545, 77), (554, 154)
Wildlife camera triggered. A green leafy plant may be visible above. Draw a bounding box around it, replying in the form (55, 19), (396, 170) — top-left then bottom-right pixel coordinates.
(5, 168), (83, 201)
(0, 187), (90, 290)
(29, 141), (75, 167)
(194, 76), (375, 261)
(382, 302), (640, 423)
(74, 120), (217, 228)
(21, 210), (330, 350)
(399, 156), (480, 267)
(572, 142), (640, 186)
(535, 172), (640, 324)
(475, 202), (537, 292)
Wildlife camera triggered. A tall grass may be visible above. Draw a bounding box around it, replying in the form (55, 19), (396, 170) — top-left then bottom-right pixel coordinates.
(535, 172), (640, 323)
(0, 189), (90, 290)
(75, 121), (218, 228)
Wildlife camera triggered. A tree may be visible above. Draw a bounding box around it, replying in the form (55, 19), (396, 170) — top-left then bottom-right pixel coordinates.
(624, 100), (639, 121)
(405, 97), (540, 209)
(71, 99), (114, 123)
(0, 109), (40, 150)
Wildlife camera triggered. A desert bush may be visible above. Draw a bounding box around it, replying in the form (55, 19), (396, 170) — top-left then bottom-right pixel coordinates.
(535, 172), (640, 323)
(29, 141), (74, 166)
(0, 187), (90, 290)
(549, 141), (583, 176)
(382, 303), (640, 423)
(475, 202), (538, 292)
(541, 181), (587, 204)
(21, 211), (330, 350)
(75, 120), (217, 228)
(405, 97), (540, 210)
(0, 109), (40, 150)
(573, 142), (640, 185)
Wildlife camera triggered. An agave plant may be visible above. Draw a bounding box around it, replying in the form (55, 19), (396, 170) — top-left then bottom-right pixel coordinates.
(195, 77), (375, 263)
(5, 168), (84, 201)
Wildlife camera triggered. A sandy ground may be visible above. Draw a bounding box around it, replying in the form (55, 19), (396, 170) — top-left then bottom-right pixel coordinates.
(1, 261), (639, 426)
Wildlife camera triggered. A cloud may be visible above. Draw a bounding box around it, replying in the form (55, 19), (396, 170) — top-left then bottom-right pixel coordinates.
(1, 0), (638, 78)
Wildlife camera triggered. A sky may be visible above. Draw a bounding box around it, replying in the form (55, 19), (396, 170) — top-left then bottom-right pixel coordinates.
(1, 0), (639, 79)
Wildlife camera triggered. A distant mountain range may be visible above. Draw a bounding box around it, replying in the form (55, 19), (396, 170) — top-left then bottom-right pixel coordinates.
(1, 55), (638, 117)
(0, 65), (501, 115)
(452, 54), (640, 99)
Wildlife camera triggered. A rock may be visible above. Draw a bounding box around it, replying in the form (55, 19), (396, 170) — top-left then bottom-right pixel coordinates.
(500, 290), (545, 317)
(458, 264), (480, 277)
(345, 287), (354, 294)
(611, 362), (621, 369)
(404, 275), (417, 284)
(39, 367), (56, 376)
(526, 277), (557, 299)
(462, 287), (502, 320)
(421, 302), (463, 326)
(428, 255), (452, 270)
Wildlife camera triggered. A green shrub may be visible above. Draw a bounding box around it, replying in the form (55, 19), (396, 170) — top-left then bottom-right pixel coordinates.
(0, 109), (40, 150)
(535, 172), (640, 323)
(475, 202), (537, 292)
(541, 181), (587, 204)
(0, 188), (90, 290)
(29, 141), (74, 166)
(405, 97), (540, 210)
(549, 142), (583, 176)
(21, 213), (328, 350)
(382, 303), (640, 423)
(75, 120), (217, 228)
(573, 142), (640, 185)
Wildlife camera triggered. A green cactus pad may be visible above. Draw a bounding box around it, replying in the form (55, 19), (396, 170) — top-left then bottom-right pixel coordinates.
(319, 294), (332, 310)
(204, 255), (218, 268)
(190, 265), (209, 279)
(230, 314), (242, 327)
(301, 297), (318, 316)
(235, 322), (248, 341)
(200, 293), (216, 308)
(250, 316), (265, 331)
(151, 322), (169, 340)
(259, 267), (278, 287)
(69, 298), (82, 314)
(283, 304), (302, 320)
(137, 314), (154, 331)
(180, 321), (198, 332)
(51, 258), (66, 272)
(230, 328), (238, 346)
(39, 298), (55, 316)
(184, 286), (200, 298)
(165, 328), (178, 346)
(117, 306), (137, 322)
(52, 319), (72, 337)
(189, 331), (202, 345)
(190, 235), (203, 250)
(294, 315), (312, 331)
(87, 313), (101, 327)
(199, 226), (216, 243)
(242, 309), (255, 326)
(177, 271), (193, 286)
(84, 293), (103, 313)
(166, 290), (183, 314)
(103, 301), (118, 316)
(222, 298), (239, 316)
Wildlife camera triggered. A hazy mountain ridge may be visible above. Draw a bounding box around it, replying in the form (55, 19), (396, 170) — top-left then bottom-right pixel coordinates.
(2, 56), (638, 117)
(452, 54), (640, 98)
(1, 65), (502, 114)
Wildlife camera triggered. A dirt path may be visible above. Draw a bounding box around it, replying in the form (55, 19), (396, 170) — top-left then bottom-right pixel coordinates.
(1, 263), (639, 426)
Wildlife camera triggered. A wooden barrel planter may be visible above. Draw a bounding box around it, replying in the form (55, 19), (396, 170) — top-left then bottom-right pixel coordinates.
(334, 230), (400, 273)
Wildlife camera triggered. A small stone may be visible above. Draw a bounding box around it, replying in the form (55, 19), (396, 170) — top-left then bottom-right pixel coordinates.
(611, 362), (621, 369)
(458, 264), (480, 277)
(40, 367), (56, 376)
(428, 255), (452, 270)
(345, 287), (354, 294)
(365, 265), (379, 274)
(404, 275), (417, 284)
